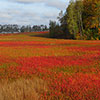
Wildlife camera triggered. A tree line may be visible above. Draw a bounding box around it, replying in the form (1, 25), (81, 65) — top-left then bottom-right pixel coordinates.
(0, 24), (48, 33)
(49, 0), (100, 40)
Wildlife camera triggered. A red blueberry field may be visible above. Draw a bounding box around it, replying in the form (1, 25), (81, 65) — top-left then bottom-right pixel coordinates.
(0, 32), (100, 100)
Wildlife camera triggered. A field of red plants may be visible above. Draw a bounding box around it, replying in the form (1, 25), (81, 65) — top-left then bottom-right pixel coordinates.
(0, 32), (100, 100)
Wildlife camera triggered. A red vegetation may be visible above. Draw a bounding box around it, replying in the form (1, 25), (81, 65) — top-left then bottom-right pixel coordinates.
(0, 33), (100, 99)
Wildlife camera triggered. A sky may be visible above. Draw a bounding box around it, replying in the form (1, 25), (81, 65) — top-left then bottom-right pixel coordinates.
(0, 0), (70, 26)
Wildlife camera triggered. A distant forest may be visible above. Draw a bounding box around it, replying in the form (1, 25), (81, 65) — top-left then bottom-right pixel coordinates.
(49, 0), (100, 40)
(0, 24), (48, 33)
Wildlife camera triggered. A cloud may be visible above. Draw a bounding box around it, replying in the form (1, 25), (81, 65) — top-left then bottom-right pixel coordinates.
(47, 1), (66, 9)
(8, 0), (68, 10)
(0, 0), (69, 25)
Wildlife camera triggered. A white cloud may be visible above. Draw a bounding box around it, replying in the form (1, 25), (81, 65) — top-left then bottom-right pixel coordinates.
(0, 0), (70, 25)
(8, 0), (68, 10)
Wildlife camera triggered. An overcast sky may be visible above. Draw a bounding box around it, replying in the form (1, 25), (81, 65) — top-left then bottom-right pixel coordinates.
(0, 0), (70, 26)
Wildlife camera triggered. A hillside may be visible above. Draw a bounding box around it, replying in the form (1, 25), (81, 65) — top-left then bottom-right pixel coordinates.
(0, 32), (100, 100)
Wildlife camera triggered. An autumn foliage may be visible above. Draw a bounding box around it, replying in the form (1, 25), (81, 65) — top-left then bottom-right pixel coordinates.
(50, 0), (100, 40)
(0, 32), (100, 99)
